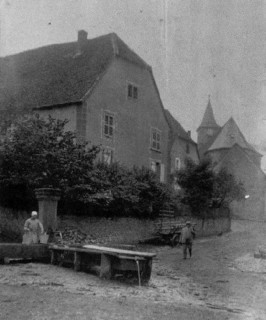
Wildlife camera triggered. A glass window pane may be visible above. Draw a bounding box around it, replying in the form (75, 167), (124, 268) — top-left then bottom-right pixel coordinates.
(109, 116), (113, 126)
(128, 84), (132, 97)
(109, 126), (113, 136)
(133, 87), (138, 99)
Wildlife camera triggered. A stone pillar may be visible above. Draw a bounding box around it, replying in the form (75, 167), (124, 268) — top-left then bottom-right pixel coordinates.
(35, 188), (61, 232)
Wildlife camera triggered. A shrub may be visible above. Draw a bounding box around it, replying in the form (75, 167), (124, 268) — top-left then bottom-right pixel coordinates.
(0, 114), (100, 209)
(175, 158), (245, 217)
(0, 115), (174, 218)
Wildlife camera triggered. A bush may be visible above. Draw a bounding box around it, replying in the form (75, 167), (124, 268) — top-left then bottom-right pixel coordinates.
(175, 158), (245, 218)
(0, 207), (27, 242)
(62, 163), (176, 219)
(0, 115), (175, 218)
(0, 114), (100, 209)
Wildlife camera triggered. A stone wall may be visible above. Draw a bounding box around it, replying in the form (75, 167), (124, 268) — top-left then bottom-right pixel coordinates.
(0, 206), (231, 245)
(58, 212), (231, 245)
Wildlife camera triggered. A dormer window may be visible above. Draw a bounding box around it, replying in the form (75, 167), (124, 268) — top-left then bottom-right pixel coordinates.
(128, 83), (138, 99)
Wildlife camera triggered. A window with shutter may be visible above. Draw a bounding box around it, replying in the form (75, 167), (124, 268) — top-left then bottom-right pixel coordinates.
(151, 128), (161, 151)
(103, 112), (114, 138)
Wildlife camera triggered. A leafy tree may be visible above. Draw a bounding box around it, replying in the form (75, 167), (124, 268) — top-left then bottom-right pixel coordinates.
(0, 115), (100, 208)
(0, 115), (174, 217)
(175, 158), (245, 217)
(212, 168), (245, 208)
(176, 158), (214, 215)
(82, 164), (174, 218)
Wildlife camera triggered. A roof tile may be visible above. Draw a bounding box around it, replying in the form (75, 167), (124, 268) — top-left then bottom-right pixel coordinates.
(0, 32), (149, 113)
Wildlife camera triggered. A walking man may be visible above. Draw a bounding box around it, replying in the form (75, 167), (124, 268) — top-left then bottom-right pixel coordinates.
(23, 211), (44, 244)
(180, 221), (195, 259)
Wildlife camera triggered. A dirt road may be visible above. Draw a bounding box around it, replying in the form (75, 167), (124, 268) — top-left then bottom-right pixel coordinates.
(0, 220), (265, 320)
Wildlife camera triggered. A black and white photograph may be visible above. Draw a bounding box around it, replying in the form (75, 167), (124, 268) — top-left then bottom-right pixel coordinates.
(0, 1), (266, 319)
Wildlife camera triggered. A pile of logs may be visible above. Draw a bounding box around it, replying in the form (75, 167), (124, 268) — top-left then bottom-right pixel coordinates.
(54, 226), (97, 246)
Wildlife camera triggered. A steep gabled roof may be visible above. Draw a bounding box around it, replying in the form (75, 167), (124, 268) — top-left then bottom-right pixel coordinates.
(197, 97), (220, 131)
(208, 117), (260, 154)
(0, 32), (150, 112)
(164, 109), (196, 144)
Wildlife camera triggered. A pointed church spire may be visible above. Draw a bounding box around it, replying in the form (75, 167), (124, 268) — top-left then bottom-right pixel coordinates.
(197, 96), (220, 131)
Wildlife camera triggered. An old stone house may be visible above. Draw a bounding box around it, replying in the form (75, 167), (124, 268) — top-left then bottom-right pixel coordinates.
(164, 109), (199, 174)
(197, 98), (266, 221)
(0, 31), (173, 182)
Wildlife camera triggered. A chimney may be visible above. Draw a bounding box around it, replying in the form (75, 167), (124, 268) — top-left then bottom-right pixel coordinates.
(77, 30), (88, 53)
(187, 130), (191, 137)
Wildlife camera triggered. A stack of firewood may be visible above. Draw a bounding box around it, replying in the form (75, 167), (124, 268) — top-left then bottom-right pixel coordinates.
(54, 226), (97, 245)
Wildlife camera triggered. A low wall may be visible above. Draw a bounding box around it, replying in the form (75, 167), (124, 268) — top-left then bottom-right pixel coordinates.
(0, 206), (231, 245)
(58, 213), (231, 245)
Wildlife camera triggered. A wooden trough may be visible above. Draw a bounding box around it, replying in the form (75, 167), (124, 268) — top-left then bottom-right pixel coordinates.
(49, 244), (156, 285)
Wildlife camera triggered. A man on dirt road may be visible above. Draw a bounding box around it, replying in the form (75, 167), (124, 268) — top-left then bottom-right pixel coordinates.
(180, 221), (195, 259)
(23, 211), (44, 244)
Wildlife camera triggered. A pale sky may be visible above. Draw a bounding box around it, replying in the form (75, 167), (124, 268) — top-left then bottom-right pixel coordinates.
(0, 0), (266, 168)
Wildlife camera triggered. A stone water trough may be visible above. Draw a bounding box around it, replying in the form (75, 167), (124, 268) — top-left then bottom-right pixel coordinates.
(0, 243), (50, 264)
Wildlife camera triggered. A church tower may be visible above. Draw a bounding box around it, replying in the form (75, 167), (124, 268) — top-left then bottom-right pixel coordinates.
(197, 97), (221, 158)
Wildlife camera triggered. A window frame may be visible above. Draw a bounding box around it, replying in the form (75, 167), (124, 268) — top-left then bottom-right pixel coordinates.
(102, 147), (114, 165)
(175, 157), (181, 171)
(150, 127), (161, 152)
(127, 82), (139, 100)
(150, 158), (165, 182)
(102, 111), (115, 139)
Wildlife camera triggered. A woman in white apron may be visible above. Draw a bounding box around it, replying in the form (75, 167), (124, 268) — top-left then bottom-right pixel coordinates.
(23, 211), (44, 244)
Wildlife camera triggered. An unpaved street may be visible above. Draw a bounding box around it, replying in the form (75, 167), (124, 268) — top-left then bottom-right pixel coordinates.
(0, 220), (266, 320)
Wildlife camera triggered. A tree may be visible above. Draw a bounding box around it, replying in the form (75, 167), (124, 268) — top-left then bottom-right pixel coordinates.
(0, 115), (100, 208)
(86, 164), (174, 218)
(176, 158), (214, 215)
(0, 115), (174, 217)
(175, 158), (245, 217)
(212, 168), (245, 208)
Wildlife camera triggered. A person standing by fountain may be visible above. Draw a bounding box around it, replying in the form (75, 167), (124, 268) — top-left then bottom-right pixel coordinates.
(23, 211), (44, 244)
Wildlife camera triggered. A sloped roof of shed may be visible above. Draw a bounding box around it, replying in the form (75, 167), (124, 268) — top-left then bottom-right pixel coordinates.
(164, 109), (196, 144)
(0, 32), (150, 111)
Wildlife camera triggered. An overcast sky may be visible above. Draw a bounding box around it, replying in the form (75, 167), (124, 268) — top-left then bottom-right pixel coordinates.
(1, 0), (266, 167)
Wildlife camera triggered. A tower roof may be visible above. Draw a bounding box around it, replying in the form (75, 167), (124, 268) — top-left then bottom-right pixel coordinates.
(197, 97), (220, 131)
(208, 117), (259, 154)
